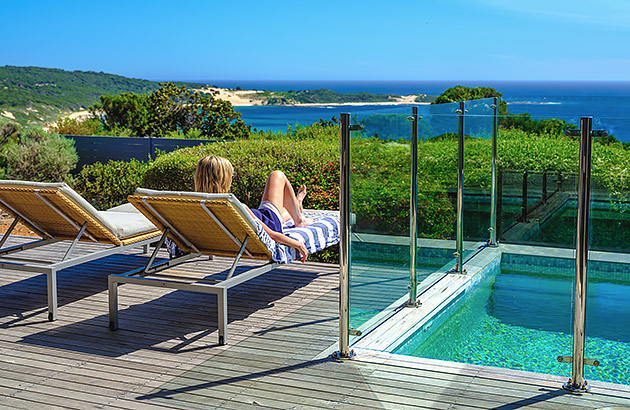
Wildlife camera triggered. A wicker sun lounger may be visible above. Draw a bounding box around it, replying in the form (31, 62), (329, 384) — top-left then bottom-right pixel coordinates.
(108, 188), (340, 345)
(0, 180), (161, 320)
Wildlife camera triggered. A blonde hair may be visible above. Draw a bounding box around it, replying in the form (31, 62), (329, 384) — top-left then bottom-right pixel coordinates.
(194, 155), (234, 193)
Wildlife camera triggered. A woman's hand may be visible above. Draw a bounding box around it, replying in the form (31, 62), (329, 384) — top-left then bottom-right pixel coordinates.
(296, 242), (309, 263)
(247, 208), (310, 263)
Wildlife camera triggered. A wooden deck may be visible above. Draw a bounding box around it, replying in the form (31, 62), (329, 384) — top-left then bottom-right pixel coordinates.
(1, 236), (629, 409)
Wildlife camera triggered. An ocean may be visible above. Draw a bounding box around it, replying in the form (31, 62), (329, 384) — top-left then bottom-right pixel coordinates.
(208, 80), (630, 142)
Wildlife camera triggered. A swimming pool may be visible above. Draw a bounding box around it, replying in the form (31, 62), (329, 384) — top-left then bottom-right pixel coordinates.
(391, 251), (630, 385)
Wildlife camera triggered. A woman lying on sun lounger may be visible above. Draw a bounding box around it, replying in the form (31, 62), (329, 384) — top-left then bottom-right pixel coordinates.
(194, 155), (313, 262)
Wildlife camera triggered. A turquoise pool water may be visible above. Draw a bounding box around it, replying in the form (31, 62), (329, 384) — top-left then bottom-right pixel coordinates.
(393, 254), (630, 385)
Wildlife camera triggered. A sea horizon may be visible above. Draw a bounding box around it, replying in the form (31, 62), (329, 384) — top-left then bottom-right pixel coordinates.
(191, 80), (630, 142)
(182, 79), (630, 97)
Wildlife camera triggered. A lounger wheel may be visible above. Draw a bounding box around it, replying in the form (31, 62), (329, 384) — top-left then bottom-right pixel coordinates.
(48, 312), (54, 321)
(219, 335), (225, 345)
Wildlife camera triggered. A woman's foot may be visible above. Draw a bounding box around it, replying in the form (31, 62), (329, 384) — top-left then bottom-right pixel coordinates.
(296, 185), (307, 214)
(295, 216), (314, 227)
(294, 185), (313, 226)
(297, 185), (307, 206)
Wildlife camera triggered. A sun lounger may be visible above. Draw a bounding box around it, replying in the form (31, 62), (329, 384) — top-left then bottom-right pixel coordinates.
(0, 180), (161, 320)
(108, 188), (340, 345)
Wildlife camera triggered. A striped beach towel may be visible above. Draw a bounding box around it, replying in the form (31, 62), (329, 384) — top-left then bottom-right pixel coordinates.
(255, 212), (340, 263)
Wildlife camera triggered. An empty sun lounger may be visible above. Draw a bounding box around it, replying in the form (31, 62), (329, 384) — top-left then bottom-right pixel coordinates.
(0, 180), (161, 320)
(108, 188), (340, 345)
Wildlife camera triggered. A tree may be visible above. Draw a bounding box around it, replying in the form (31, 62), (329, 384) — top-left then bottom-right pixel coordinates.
(432, 85), (508, 115)
(91, 92), (150, 136)
(146, 83), (249, 139)
(91, 82), (250, 139)
(432, 86), (578, 137)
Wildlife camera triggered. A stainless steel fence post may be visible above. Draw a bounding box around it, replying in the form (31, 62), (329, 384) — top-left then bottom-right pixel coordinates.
(336, 112), (352, 358)
(408, 107), (419, 306)
(455, 102), (465, 273)
(563, 116), (593, 392)
(520, 171), (529, 222)
(489, 97), (499, 246)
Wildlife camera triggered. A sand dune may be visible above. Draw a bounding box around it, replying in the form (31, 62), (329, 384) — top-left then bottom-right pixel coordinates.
(196, 87), (429, 107)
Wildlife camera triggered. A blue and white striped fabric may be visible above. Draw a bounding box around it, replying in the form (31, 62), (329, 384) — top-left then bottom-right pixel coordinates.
(166, 211), (340, 264)
(254, 212), (340, 263)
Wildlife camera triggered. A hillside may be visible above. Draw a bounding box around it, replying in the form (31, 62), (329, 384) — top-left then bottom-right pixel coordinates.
(0, 66), (436, 126)
(0, 66), (206, 125)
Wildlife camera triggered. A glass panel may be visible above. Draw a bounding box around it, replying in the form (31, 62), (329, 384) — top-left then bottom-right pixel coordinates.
(496, 114), (580, 248)
(415, 101), (462, 280)
(348, 106), (412, 336)
(463, 98), (495, 242)
(584, 115), (630, 386)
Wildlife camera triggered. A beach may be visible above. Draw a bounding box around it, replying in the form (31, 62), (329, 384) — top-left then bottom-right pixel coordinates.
(196, 87), (428, 107)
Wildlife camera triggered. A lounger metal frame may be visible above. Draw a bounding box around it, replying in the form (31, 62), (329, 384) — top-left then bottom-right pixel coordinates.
(108, 228), (279, 345)
(0, 216), (153, 321)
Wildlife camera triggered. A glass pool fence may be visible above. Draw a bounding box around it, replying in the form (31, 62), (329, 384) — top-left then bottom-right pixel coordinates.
(337, 100), (630, 391)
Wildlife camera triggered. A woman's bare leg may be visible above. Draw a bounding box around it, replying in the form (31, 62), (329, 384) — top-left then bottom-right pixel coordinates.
(261, 171), (313, 227)
(282, 184), (307, 221)
(296, 185), (307, 210)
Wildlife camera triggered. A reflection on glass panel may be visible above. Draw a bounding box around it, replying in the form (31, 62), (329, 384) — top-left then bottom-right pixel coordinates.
(391, 109), (580, 383)
(419, 102), (460, 246)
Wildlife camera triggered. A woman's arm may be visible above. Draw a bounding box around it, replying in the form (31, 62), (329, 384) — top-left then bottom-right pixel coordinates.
(245, 207), (309, 262)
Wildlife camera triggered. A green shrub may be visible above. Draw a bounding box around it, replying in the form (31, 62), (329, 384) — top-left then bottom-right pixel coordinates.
(51, 116), (103, 136)
(91, 82), (250, 139)
(73, 159), (150, 210)
(0, 118), (78, 182)
(163, 128), (204, 139)
(352, 138), (455, 238)
(143, 138), (338, 210)
(250, 121), (338, 141)
(143, 134), (457, 242)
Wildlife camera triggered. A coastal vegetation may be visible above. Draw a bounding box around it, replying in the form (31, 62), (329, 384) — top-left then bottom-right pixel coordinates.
(252, 88), (399, 105)
(246, 88), (434, 105)
(87, 83), (250, 139)
(72, 120), (630, 238)
(5, 111), (630, 261)
(432, 85), (508, 115)
(0, 66), (164, 125)
(0, 117), (77, 182)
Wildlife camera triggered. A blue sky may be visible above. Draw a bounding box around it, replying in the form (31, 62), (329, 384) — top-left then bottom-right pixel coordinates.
(3, 0), (630, 82)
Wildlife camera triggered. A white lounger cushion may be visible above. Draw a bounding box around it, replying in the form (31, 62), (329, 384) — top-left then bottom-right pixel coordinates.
(97, 209), (157, 239)
(0, 180), (157, 240)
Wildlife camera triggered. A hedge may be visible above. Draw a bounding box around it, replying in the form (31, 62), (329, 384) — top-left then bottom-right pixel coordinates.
(142, 139), (339, 211)
(73, 159), (151, 210)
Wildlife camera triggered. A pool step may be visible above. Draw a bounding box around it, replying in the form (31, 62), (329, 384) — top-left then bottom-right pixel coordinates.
(502, 191), (572, 242)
